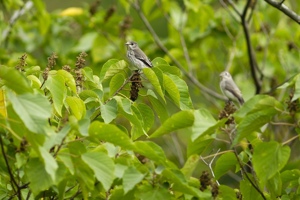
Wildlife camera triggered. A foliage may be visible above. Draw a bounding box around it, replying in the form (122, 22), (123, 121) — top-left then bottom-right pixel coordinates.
(0, 0), (300, 199)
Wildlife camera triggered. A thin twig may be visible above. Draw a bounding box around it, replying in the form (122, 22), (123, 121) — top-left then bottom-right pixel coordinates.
(200, 149), (221, 186)
(282, 135), (300, 145)
(220, 0), (240, 22)
(201, 149), (233, 159)
(270, 121), (297, 127)
(264, 0), (300, 24)
(133, 0), (226, 101)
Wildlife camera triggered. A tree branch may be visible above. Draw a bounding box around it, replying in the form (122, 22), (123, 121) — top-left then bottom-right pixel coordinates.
(133, 0), (226, 101)
(241, 0), (262, 94)
(264, 0), (300, 24)
(200, 149), (221, 186)
(0, 135), (21, 199)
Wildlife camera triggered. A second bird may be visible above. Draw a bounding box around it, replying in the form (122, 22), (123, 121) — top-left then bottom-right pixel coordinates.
(219, 71), (244, 105)
(126, 41), (153, 70)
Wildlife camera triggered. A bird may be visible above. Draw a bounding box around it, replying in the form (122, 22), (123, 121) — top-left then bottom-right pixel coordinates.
(219, 71), (244, 105)
(125, 41), (153, 70)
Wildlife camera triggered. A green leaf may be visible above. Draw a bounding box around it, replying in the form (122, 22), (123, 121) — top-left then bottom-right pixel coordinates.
(135, 103), (154, 133)
(181, 154), (199, 178)
(166, 74), (193, 110)
(109, 73), (125, 96)
(123, 166), (145, 194)
(136, 184), (174, 200)
(45, 72), (66, 116)
(8, 91), (51, 134)
(240, 180), (264, 200)
(39, 146), (58, 182)
(163, 74), (180, 107)
(143, 68), (165, 102)
(191, 109), (225, 141)
(218, 185), (238, 200)
(73, 32), (98, 52)
(281, 169), (300, 188)
(214, 152), (237, 179)
(134, 141), (170, 167)
(100, 59), (119, 81)
(150, 110), (194, 138)
(233, 95), (283, 144)
(152, 57), (170, 66)
(147, 91), (169, 123)
(89, 121), (134, 149)
(103, 60), (128, 81)
(25, 158), (53, 195)
(57, 69), (77, 94)
(82, 151), (115, 191)
(157, 65), (181, 76)
(162, 169), (209, 198)
(253, 141), (290, 185)
(187, 136), (214, 157)
(293, 75), (300, 101)
(65, 96), (86, 120)
(0, 66), (33, 94)
(266, 172), (282, 199)
(100, 99), (118, 123)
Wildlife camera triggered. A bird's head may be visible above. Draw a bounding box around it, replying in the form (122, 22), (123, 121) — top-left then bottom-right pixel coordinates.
(125, 41), (138, 50)
(219, 71), (232, 80)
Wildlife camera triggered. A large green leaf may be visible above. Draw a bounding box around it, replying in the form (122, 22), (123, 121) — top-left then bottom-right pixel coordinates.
(147, 90), (169, 123)
(89, 121), (134, 149)
(218, 185), (238, 200)
(123, 166), (145, 194)
(134, 141), (170, 167)
(109, 73), (126, 96)
(191, 109), (225, 141)
(163, 74), (180, 107)
(253, 141), (290, 185)
(166, 74), (193, 110)
(65, 96), (86, 120)
(25, 158), (53, 195)
(143, 68), (165, 102)
(103, 60), (128, 81)
(136, 184), (174, 200)
(240, 180), (264, 200)
(233, 95), (283, 144)
(0, 63), (33, 94)
(100, 99), (118, 123)
(150, 110), (194, 138)
(82, 151), (115, 191)
(135, 103), (154, 133)
(8, 91), (51, 134)
(214, 152), (237, 179)
(162, 169), (209, 198)
(100, 59), (119, 81)
(45, 72), (66, 116)
(181, 154), (199, 178)
(39, 146), (58, 182)
(187, 136), (214, 156)
(57, 69), (77, 94)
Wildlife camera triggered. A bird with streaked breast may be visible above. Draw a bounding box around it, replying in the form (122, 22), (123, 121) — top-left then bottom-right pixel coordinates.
(125, 41), (153, 70)
(219, 71), (245, 105)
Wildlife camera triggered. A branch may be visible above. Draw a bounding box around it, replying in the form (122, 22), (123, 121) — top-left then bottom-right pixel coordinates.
(264, 0), (300, 24)
(240, 0), (262, 94)
(0, 135), (21, 199)
(133, 1), (226, 101)
(200, 149), (221, 186)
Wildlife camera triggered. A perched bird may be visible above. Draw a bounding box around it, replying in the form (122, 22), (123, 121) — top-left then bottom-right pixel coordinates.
(219, 71), (244, 105)
(125, 41), (153, 70)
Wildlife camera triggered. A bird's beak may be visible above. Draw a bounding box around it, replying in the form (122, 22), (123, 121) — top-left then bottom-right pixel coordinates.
(125, 42), (130, 45)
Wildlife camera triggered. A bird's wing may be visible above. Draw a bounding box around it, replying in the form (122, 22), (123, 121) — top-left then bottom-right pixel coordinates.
(134, 48), (153, 67)
(225, 82), (244, 105)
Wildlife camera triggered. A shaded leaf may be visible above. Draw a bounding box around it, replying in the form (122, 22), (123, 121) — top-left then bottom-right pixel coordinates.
(66, 96), (86, 120)
(143, 68), (165, 102)
(214, 152), (237, 179)
(100, 99), (118, 123)
(150, 110), (194, 138)
(123, 166), (145, 194)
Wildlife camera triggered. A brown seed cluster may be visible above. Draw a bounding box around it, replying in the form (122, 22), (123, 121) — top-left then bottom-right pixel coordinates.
(15, 53), (27, 72)
(130, 70), (143, 101)
(75, 52), (88, 93)
(218, 101), (237, 125)
(199, 171), (219, 198)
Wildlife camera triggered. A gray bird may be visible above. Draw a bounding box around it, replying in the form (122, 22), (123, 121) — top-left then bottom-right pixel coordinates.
(125, 41), (153, 70)
(219, 71), (244, 105)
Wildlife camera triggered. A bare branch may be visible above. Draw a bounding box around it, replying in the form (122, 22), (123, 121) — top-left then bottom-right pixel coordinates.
(282, 135), (300, 145)
(240, 0), (262, 94)
(264, 0), (300, 24)
(200, 149), (221, 186)
(133, 1), (226, 101)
